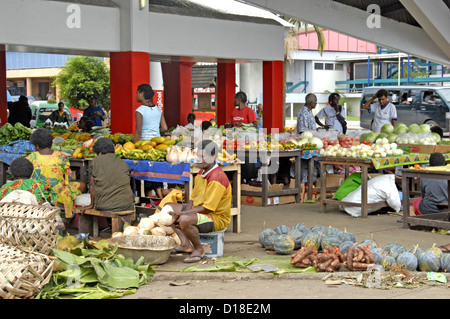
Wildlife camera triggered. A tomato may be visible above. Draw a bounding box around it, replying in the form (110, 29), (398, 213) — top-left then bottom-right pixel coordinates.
(246, 196), (255, 204)
(414, 164), (421, 169)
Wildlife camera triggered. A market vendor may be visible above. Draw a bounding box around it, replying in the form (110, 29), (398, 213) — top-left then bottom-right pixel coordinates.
(134, 84), (168, 198)
(297, 93), (321, 184)
(27, 127), (86, 219)
(166, 139), (232, 263)
(362, 89), (397, 132)
(314, 93), (347, 134)
(409, 152), (448, 216)
(231, 91), (257, 128)
(297, 93), (321, 135)
(49, 102), (70, 125)
(230, 91), (258, 182)
(0, 156), (57, 205)
(83, 94), (106, 127)
(78, 116), (95, 133)
(79, 137), (135, 213)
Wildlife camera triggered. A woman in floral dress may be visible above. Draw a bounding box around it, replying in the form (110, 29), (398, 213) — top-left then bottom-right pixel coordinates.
(27, 128), (86, 218)
(0, 156), (57, 205)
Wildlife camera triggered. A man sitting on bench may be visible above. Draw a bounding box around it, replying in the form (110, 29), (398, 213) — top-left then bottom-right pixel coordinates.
(167, 139), (232, 263)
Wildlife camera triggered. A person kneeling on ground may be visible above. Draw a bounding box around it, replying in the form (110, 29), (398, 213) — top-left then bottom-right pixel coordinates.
(167, 139), (232, 263)
(80, 137), (135, 214)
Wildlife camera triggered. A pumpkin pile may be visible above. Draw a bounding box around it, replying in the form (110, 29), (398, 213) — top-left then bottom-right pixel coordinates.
(260, 223), (450, 273)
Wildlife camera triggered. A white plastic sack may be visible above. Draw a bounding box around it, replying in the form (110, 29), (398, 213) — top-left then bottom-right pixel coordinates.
(0, 190), (39, 205)
(75, 194), (91, 206)
(340, 174), (401, 217)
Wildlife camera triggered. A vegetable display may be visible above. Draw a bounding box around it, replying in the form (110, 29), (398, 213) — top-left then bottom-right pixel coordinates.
(0, 122), (33, 146)
(260, 223), (450, 273)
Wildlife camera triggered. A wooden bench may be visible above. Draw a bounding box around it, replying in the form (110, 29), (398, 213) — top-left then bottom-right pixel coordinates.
(74, 208), (135, 237)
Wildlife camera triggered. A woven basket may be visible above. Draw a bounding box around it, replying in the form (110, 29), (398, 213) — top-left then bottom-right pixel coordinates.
(0, 244), (54, 299)
(0, 203), (60, 255)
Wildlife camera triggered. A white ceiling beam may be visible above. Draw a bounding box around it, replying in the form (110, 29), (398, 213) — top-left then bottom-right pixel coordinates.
(400, 0), (450, 60)
(239, 0), (450, 66)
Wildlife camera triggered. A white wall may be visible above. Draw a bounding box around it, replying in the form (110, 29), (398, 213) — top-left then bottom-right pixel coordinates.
(0, 0), (120, 56)
(146, 12), (286, 62)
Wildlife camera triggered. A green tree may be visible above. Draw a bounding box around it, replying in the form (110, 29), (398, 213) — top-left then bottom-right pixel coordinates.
(53, 56), (110, 110)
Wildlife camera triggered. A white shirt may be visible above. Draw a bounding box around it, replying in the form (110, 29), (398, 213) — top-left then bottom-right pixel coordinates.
(369, 102), (397, 132)
(316, 105), (347, 133)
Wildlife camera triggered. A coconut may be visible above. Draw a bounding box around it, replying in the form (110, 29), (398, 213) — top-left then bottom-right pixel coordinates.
(150, 227), (166, 236)
(138, 217), (155, 230)
(123, 226), (139, 236)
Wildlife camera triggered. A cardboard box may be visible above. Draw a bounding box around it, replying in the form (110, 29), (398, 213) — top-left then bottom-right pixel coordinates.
(398, 144), (436, 154)
(241, 183), (296, 206)
(434, 144), (450, 154)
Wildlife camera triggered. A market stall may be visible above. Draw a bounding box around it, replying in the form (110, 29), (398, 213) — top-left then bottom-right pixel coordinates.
(239, 149), (302, 207)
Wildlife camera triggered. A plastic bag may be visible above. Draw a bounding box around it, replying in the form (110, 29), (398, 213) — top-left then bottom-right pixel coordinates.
(339, 174), (401, 217)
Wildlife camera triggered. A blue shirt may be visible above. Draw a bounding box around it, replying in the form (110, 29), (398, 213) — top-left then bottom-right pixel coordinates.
(83, 105), (105, 127)
(136, 104), (162, 140)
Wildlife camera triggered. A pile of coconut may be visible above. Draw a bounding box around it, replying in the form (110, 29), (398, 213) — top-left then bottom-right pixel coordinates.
(112, 206), (181, 246)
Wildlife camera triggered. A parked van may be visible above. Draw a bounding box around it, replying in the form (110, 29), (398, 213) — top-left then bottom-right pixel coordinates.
(360, 86), (450, 132)
(30, 101), (74, 127)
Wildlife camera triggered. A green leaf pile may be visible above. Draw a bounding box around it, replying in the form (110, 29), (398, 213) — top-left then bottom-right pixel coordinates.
(36, 240), (154, 299)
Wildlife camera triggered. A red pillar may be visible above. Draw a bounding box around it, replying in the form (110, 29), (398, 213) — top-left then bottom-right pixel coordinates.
(263, 60), (284, 134)
(216, 62), (236, 126)
(0, 46), (7, 127)
(161, 62), (194, 128)
(110, 51), (150, 134)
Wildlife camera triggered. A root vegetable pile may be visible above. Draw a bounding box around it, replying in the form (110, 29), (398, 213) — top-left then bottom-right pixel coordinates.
(290, 246), (345, 272)
(343, 246), (375, 271)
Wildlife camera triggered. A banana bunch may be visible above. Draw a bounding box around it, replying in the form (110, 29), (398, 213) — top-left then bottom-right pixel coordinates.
(280, 141), (297, 150)
(217, 149), (237, 162)
(301, 143), (317, 150)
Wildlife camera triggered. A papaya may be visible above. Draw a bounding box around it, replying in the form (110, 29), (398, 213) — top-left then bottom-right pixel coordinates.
(155, 144), (170, 152)
(151, 136), (166, 144)
(139, 144), (153, 151)
(72, 147), (83, 159)
(123, 142), (136, 150)
(162, 139), (176, 146)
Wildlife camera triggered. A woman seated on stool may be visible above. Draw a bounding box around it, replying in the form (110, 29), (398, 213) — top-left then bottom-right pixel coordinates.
(410, 152), (448, 216)
(166, 140), (232, 263)
(80, 137), (135, 213)
(27, 128), (86, 218)
(0, 156), (57, 205)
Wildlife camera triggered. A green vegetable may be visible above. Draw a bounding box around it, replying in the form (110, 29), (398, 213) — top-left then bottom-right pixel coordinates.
(36, 239), (154, 299)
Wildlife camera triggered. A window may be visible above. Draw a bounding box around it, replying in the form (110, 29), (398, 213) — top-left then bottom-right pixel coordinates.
(314, 63), (323, 70)
(325, 63), (334, 70)
(335, 63), (344, 71)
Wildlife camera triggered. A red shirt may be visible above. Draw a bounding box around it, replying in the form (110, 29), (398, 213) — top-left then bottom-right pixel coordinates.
(231, 107), (257, 125)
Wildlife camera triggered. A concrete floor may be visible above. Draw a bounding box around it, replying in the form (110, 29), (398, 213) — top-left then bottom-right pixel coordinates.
(122, 201), (450, 300)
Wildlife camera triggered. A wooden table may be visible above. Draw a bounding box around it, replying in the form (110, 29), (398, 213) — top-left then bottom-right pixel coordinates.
(189, 163), (242, 233)
(238, 150), (302, 207)
(319, 157), (388, 218)
(401, 168), (450, 229)
(69, 158), (91, 185)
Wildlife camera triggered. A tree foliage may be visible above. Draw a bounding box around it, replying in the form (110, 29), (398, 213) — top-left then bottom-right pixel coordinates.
(53, 56), (110, 110)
